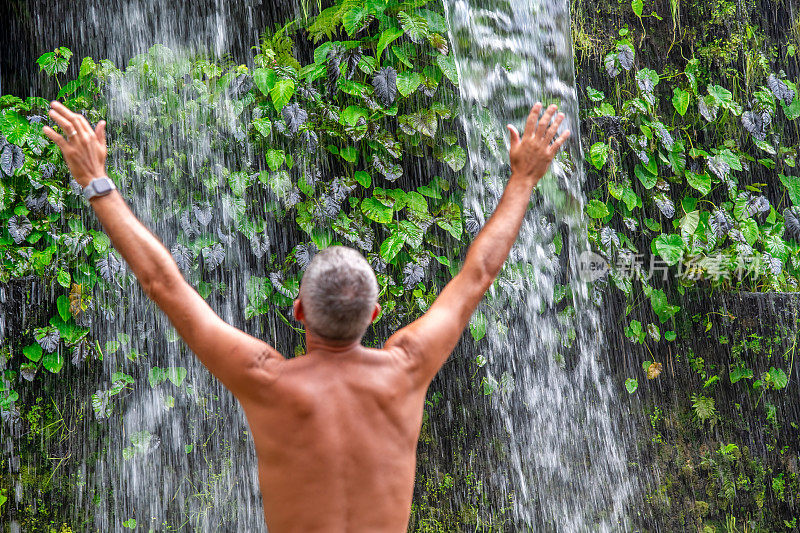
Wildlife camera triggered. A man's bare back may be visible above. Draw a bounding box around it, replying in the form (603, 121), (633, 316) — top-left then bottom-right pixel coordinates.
(245, 346), (425, 531)
(43, 100), (569, 531)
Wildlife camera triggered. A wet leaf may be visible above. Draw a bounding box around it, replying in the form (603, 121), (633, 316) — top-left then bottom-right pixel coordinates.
(672, 87), (689, 115)
(8, 215), (32, 244)
(92, 390), (112, 419)
(402, 262), (424, 288)
(35, 326), (60, 352)
(653, 234), (684, 265)
(201, 243), (225, 270)
(372, 154), (403, 182)
(171, 244), (193, 271)
(282, 103), (308, 134)
(372, 67), (398, 107)
(398, 11), (429, 44)
(436, 55), (458, 86)
(617, 44), (634, 70)
(270, 79), (295, 111)
(768, 74), (795, 106)
(625, 378), (638, 393)
(42, 352), (64, 373)
(377, 27), (404, 61)
(589, 142), (610, 170)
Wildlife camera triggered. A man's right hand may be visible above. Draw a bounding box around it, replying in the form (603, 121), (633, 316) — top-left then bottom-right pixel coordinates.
(507, 103), (571, 186)
(388, 103), (572, 385)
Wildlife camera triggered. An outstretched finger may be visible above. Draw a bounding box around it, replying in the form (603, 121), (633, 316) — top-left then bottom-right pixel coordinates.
(95, 120), (107, 150)
(524, 103), (543, 138)
(507, 124), (521, 149)
(48, 109), (77, 137)
(549, 130), (571, 154)
(536, 104), (558, 139)
(42, 126), (67, 149)
(545, 112), (565, 141)
(51, 101), (90, 137)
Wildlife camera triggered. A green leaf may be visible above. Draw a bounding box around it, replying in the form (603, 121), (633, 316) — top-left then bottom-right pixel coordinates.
(625, 378), (638, 394)
(253, 68), (276, 96)
(90, 231), (111, 255)
(79, 56), (96, 78)
(266, 149), (286, 172)
(470, 312), (487, 341)
(340, 146), (359, 163)
(586, 199), (610, 219)
(396, 72), (424, 97)
(768, 367), (789, 389)
(648, 288), (680, 323)
(672, 87), (690, 116)
(340, 105), (369, 127)
(148, 367), (166, 388)
(686, 170), (711, 196)
(779, 174), (800, 205)
(625, 320), (645, 343)
(361, 198), (393, 223)
(166, 367), (187, 387)
(398, 11), (430, 44)
(270, 79), (295, 111)
(252, 117), (272, 137)
(440, 145), (466, 172)
(57, 269), (71, 288)
(653, 234), (684, 266)
(354, 171), (371, 188)
(589, 142), (610, 170)
(664, 331), (677, 341)
(377, 27), (404, 61)
(740, 218), (759, 245)
(380, 231), (405, 263)
(730, 366), (753, 384)
(621, 187), (640, 211)
(42, 352), (64, 373)
(679, 210), (699, 237)
(123, 519), (137, 529)
(57, 295), (71, 322)
(436, 55), (459, 86)
(634, 163), (658, 189)
(631, 0), (644, 16)
(436, 201), (463, 240)
(586, 86), (605, 101)
(23, 344), (43, 362)
(397, 220), (424, 247)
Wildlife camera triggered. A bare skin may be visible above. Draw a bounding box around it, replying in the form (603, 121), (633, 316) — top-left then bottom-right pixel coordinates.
(43, 101), (569, 532)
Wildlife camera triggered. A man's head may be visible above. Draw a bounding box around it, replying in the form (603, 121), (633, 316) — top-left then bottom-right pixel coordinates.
(294, 246), (380, 343)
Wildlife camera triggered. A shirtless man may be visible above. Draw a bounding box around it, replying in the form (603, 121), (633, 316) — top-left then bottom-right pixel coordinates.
(43, 100), (569, 531)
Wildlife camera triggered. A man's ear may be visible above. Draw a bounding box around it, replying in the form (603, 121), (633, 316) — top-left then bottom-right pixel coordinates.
(293, 299), (305, 323)
(371, 302), (381, 323)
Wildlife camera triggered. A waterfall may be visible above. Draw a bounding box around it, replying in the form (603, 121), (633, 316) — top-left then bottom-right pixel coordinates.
(2, 1), (641, 530)
(443, 0), (637, 529)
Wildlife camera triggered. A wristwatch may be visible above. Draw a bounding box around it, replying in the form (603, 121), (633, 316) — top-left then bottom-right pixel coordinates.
(83, 176), (117, 201)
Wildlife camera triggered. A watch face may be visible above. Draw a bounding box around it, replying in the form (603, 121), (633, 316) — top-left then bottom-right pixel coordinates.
(95, 179), (113, 194)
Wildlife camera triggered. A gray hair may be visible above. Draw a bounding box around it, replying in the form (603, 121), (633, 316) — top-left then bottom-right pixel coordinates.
(298, 246), (379, 341)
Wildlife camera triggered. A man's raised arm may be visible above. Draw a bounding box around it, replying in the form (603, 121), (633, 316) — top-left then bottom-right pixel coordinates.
(43, 102), (283, 398)
(386, 103), (570, 384)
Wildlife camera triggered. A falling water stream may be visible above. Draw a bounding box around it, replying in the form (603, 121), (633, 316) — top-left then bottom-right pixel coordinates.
(443, 0), (635, 530)
(4, 1), (639, 531)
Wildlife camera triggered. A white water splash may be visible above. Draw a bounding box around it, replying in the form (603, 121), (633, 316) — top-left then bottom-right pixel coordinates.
(443, 0), (637, 530)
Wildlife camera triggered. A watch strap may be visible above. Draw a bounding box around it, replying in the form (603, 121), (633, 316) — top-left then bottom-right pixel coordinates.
(83, 176), (117, 201)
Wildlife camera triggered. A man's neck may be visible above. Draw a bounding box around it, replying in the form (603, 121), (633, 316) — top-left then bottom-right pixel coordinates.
(305, 333), (363, 354)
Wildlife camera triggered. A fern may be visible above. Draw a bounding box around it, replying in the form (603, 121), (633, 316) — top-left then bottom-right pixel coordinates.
(257, 21), (300, 70)
(691, 394), (718, 426)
